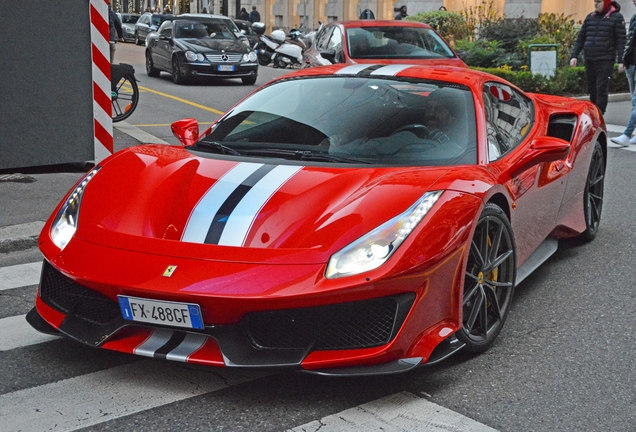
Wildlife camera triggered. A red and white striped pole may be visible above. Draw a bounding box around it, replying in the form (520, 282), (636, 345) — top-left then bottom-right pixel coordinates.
(89, 0), (114, 163)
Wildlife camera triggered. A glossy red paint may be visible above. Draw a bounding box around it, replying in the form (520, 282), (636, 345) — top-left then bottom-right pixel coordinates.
(31, 64), (606, 374)
(302, 20), (467, 69)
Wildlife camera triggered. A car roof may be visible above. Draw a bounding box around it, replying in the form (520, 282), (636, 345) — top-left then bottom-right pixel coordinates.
(333, 20), (433, 29)
(179, 13), (232, 20)
(275, 63), (503, 90)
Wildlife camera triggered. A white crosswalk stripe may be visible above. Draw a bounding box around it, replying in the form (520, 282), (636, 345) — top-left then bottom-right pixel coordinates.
(0, 261), (41, 291)
(288, 391), (497, 432)
(0, 360), (271, 432)
(0, 258), (499, 432)
(0, 314), (60, 351)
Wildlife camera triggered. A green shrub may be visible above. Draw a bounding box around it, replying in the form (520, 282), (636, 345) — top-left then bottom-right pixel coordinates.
(468, 65), (629, 96)
(455, 39), (506, 68)
(479, 18), (540, 52)
(405, 11), (470, 43)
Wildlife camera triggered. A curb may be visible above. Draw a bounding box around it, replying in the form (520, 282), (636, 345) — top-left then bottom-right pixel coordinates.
(575, 93), (631, 102)
(0, 222), (45, 253)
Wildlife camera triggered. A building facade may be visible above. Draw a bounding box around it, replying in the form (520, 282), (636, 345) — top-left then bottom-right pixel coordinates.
(114, 0), (636, 34)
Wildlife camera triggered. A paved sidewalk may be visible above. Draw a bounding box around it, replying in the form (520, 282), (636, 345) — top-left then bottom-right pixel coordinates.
(0, 122), (151, 253)
(1, 95), (634, 253)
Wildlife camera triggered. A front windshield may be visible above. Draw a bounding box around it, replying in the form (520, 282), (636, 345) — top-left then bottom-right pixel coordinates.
(121, 15), (139, 24)
(175, 21), (210, 39)
(347, 27), (456, 59)
(195, 76), (477, 166)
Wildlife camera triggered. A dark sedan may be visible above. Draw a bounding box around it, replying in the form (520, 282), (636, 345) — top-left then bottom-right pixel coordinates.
(135, 12), (174, 45)
(145, 18), (258, 85)
(117, 13), (140, 42)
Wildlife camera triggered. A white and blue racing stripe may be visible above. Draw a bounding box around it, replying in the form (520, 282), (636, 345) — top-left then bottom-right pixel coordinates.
(218, 165), (303, 246)
(335, 64), (414, 77)
(335, 64), (374, 75)
(182, 162), (303, 246)
(370, 64), (413, 76)
(134, 329), (207, 362)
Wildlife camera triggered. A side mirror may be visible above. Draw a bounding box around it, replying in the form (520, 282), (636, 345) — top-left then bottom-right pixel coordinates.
(320, 49), (336, 63)
(509, 136), (570, 178)
(171, 118), (199, 146)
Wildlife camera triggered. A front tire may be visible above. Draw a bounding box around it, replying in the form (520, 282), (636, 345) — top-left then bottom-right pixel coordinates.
(456, 203), (516, 353)
(577, 141), (605, 242)
(172, 56), (185, 84)
(257, 51), (271, 66)
(241, 75), (257, 85)
(146, 51), (160, 77)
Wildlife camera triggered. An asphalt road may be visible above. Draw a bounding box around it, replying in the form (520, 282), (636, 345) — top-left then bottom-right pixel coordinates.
(1, 42), (635, 431)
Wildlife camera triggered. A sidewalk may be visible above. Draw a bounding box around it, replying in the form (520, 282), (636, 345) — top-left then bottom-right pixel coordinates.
(0, 95), (633, 253)
(0, 123), (151, 253)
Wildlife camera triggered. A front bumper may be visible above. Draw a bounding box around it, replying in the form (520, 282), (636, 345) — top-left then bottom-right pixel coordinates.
(182, 62), (258, 79)
(31, 259), (418, 372)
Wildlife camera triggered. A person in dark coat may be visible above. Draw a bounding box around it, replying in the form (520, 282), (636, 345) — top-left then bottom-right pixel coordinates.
(570, 0), (626, 114)
(248, 6), (261, 23)
(612, 0), (636, 146)
(394, 5), (407, 20)
(239, 7), (249, 21)
(108, 4), (123, 64)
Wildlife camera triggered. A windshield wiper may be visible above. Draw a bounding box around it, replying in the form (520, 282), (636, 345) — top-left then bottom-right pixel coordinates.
(241, 148), (372, 164)
(192, 141), (242, 156)
(298, 151), (372, 164)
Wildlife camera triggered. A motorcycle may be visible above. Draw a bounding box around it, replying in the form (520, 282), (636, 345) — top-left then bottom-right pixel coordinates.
(253, 28), (303, 68)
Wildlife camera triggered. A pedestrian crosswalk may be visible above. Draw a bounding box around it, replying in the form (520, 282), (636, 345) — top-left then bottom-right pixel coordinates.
(0, 259), (498, 432)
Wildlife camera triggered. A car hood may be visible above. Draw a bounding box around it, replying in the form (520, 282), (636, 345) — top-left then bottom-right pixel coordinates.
(72, 145), (451, 261)
(177, 38), (248, 53)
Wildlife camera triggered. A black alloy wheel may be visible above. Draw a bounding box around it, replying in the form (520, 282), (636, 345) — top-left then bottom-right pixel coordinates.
(578, 141), (605, 242)
(146, 51), (160, 77)
(172, 56), (185, 84)
(456, 203), (516, 352)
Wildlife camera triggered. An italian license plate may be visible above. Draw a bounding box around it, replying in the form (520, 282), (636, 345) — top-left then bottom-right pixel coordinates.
(218, 65), (235, 71)
(117, 295), (204, 329)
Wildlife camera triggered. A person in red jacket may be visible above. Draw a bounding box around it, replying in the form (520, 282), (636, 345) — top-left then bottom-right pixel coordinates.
(570, 0), (626, 114)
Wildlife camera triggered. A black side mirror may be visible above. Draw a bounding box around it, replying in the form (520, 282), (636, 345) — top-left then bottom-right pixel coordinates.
(320, 49), (336, 63)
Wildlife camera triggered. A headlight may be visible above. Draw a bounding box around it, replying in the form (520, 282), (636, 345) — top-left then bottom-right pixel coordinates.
(248, 51), (257, 62)
(242, 53), (250, 62)
(185, 51), (204, 61)
(50, 167), (101, 249)
(325, 191), (443, 279)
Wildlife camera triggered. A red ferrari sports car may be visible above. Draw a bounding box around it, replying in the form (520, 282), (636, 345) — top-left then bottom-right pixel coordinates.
(302, 20), (467, 69)
(28, 64), (605, 376)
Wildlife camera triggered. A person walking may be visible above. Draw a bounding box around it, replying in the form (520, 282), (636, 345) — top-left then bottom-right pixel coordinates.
(612, 0), (636, 146)
(108, 3), (123, 64)
(570, 0), (626, 115)
(248, 6), (261, 23)
(238, 7), (249, 20)
(394, 5), (407, 20)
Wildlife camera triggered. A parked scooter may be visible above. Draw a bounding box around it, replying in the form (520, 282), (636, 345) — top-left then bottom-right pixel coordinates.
(252, 24), (303, 68)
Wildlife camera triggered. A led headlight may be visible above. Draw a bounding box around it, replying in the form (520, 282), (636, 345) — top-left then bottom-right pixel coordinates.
(325, 191), (443, 279)
(50, 167), (101, 249)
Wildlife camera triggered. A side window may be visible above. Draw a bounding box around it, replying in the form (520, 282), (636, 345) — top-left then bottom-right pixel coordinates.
(483, 82), (534, 162)
(316, 27), (333, 50)
(328, 27), (343, 62)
